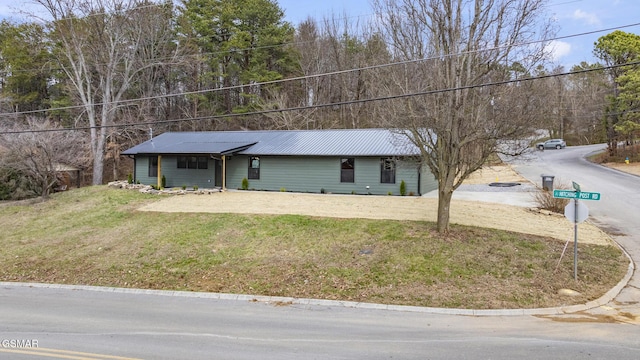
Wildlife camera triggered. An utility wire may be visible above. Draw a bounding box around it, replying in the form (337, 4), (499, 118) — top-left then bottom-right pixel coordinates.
(1, 20), (639, 119)
(1, 60), (638, 135)
(2, 0), (636, 71)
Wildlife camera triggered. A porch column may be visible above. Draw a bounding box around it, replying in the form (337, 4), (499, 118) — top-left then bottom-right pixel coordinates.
(222, 155), (227, 191)
(157, 155), (162, 189)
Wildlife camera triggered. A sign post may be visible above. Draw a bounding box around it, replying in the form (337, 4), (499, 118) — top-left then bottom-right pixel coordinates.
(573, 198), (579, 281)
(553, 183), (601, 280)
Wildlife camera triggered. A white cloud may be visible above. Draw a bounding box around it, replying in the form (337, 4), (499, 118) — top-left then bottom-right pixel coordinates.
(546, 40), (572, 61)
(572, 9), (601, 26)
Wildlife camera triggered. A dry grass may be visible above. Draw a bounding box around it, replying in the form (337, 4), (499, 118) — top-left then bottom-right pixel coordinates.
(532, 179), (571, 214)
(589, 144), (640, 176)
(0, 186), (628, 310)
(140, 190), (611, 246)
(603, 162), (640, 176)
(462, 163), (528, 184)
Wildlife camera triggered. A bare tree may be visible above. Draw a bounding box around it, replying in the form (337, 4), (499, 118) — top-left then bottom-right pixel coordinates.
(293, 16), (391, 129)
(0, 118), (89, 198)
(258, 88), (317, 130)
(564, 63), (608, 144)
(33, 0), (180, 185)
(519, 62), (608, 145)
(373, 0), (553, 233)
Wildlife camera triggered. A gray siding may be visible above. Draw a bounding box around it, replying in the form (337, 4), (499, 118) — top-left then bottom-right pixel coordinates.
(134, 155), (216, 189)
(226, 155), (422, 195)
(420, 162), (438, 194)
(225, 155), (251, 189)
(134, 154), (435, 195)
(133, 156), (155, 185)
(161, 157), (216, 189)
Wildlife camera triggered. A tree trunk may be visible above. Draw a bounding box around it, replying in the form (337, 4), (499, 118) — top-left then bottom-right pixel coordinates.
(437, 184), (454, 233)
(372, 0), (551, 232)
(93, 147), (105, 185)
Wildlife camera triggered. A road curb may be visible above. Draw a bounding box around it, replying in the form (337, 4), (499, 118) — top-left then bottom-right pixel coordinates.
(2, 253), (634, 317)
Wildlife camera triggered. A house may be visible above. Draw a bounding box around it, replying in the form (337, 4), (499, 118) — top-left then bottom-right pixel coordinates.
(53, 163), (82, 191)
(121, 129), (437, 196)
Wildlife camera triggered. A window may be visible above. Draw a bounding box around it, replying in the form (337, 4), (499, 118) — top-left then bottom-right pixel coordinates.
(188, 156), (198, 169)
(178, 156), (207, 169)
(380, 158), (396, 184)
(148, 156), (158, 177)
(177, 156), (187, 169)
(197, 156), (208, 169)
(248, 156), (260, 179)
(340, 158), (354, 183)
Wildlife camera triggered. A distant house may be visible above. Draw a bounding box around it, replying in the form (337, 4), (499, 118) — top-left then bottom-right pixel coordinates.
(53, 163), (82, 191)
(121, 129), (437, 196)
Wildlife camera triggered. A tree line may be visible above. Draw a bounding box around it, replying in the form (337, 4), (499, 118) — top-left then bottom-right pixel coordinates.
(0, 0), (638, 232)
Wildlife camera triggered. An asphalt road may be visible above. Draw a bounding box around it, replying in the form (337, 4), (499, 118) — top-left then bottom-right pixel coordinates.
(507, 144), (640, 319)
(1, 285), (640, 359)
(1, 144), (639, 359)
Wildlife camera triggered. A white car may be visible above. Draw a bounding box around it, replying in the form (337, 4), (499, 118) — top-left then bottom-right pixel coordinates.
(536, 139), (566, 150)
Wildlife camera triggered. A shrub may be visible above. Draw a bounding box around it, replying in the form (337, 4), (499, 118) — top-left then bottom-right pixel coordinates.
(280, 187), (286, 192)
(534, 190), (569, 214)
(320, 188), (325, 194)
(0, 167), (24, 200)
(182, 185), (187, 190)
(127, 173), (133, 184)
(241, 177), (249, 190)
(387, 191), (393, 196)
(193, 185), (198, 191)
(0, 166), (44, 200)
(533, 179), (570, 213)
(400, 180), (407, 196)
(161, 175), (166, 189)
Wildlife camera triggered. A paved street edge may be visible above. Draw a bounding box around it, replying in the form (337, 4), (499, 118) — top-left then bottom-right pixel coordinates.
(1, 249), (633, 317)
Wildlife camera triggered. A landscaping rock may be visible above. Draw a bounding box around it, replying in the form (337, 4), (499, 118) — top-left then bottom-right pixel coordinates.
(558, 288), (582, 297)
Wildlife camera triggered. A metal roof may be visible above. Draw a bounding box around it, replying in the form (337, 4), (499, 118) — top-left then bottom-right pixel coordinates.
(122, 129), (420, 157)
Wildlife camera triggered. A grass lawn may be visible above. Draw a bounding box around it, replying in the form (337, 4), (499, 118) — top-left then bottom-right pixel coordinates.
(0, 186), (628, 309)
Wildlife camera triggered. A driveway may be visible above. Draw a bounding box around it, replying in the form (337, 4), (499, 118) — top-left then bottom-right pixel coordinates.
(507, 144), (640, 323)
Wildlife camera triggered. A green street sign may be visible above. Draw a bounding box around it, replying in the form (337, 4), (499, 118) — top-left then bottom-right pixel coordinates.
(553, 189), (601, 201)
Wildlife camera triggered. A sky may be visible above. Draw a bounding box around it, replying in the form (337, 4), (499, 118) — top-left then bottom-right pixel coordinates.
(277, 0), (640, 69)
(0, 0), (638, 69)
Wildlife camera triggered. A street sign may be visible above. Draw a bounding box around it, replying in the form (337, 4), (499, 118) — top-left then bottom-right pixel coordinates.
(553, 189), (601, 201)
(572, 181), (581, 192)
(565, 199), (589, 223)
(553, 181), (600, 281)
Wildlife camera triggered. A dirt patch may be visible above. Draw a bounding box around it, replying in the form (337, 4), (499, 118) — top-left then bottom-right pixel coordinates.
(462, 163), (529, 184)
(603, 162), (640, 177)
(139, 165), (611, 246)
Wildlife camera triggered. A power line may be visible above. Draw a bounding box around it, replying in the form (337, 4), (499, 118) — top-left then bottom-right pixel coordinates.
(1, 0), (638, 76)
(1, 20), (638, 119)
(1, 0), (635, 73)
(1, 60), (637, 135)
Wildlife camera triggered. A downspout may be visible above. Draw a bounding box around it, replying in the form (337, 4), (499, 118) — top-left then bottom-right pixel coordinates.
(132, 157), (136, 184)
(157, 155), (162, 189)
(222, 155), (227, 191)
